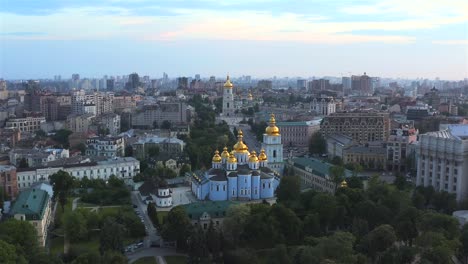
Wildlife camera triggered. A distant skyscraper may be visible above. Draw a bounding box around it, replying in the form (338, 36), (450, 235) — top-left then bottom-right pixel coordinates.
(297, 79), (307, 89)
(177, 77), (189, 89)
(125, 73), (140, 92)
(195, 74), (201, 81)
(351, 73), (372, 96)
(72, 74), (80, 81)
(342, 77), (351, 92)
(106, 79), (115, 91)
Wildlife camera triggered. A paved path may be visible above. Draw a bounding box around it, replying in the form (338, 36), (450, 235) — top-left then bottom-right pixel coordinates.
(156, 256), (167, 264)
(72, 197), (80, 211)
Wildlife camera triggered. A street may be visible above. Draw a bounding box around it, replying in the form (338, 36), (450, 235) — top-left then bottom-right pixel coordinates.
(130, 191), (160, 248)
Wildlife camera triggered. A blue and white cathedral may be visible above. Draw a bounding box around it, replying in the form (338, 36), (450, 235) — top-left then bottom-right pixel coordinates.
(191, 115), (284, 201)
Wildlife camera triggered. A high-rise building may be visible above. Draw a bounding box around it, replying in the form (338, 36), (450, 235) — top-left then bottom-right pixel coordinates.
(308, 79), (331, 92)
(222, 75), (235, 116)
(177, 77), (189, 89)
(416, 125), (468, 201)
(106, 79), (115, 91)
(40, 96), (59, 121)
(195, 74), (201, 81)
(342, 77), (351, 92)
(125, 73), (141, 92)
(23, 80), (42, 113)
(297, 79), (307, 89)
(321, 111), (390, 144)
(351, 73), (372, 96)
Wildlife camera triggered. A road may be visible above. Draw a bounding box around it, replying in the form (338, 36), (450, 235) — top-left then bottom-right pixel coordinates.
(130, 191), (160, 249)
(127, 248), (184, 263)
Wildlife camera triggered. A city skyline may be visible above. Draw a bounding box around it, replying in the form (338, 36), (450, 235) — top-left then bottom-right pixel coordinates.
(1, 0), (467, 80)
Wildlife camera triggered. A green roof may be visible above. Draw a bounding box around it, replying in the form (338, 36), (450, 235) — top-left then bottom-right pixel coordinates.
(182, 201), (239, 220)
(10, 188), (50, 221)
(291, 157), (353, 178)
(277, 122), (308, 126)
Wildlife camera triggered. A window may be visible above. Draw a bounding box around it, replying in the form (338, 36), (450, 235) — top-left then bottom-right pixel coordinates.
(216, 185), (219, 191)
(232, 189), (235, 196)
(223, 185), (226, 191)
(244, 178), (247, 183)
(263, 183), (265, 189)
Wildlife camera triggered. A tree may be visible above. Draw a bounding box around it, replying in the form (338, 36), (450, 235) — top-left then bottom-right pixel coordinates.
(269, 204), (303, 245)
(347, 176), (363, 189)
(330, 156), (343, 166)
(394, 207), (419, 246)
(206, 221), (221, 262)
(49, 170), (74, 212)
(64, 210), (87, 242)
(329, 166), (345, 192)
(310, 193), (337, 232)
(161, 120), (172, 130)
(303, 213), (321, 237)
(266, 244), (292, 264)
(18, 158), (28, 168)
(179, 164), (191, 176)
(99, 217), (126, 254)
(0, 219), (40, 263)
(161, 206), (192, 250)
(275, 175), (301, 208)
(102, 251), (127, 264)
(147, 202), (160, 229)
(74, 143), (87, 155)
(309, 132), (326, 155)
(0, 240), (19, 264)
(365, 224), (397, 261)
(223, 204), (250, 245)
(419, 212), (459, 240)
(72, 251), (101, 264)
(312, 232), (357, 264)
(35, 130), (47, 138)
(52, 129), (73, 148)
(147, 146), (160, 158)
(124, 145), (133, 157)
(460, 229), (468, 264)
(394, 174), (406, 190)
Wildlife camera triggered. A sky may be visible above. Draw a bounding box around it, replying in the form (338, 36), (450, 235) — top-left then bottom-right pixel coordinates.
(0, 0), (467, 80)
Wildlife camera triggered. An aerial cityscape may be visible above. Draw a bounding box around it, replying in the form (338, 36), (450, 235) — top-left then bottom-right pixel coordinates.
(1, 0), (468, 264)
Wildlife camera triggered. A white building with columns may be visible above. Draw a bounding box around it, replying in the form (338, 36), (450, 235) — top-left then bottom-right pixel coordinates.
(416, 125), (468, 201)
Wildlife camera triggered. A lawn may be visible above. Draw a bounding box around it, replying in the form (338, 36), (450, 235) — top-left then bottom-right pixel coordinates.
(164, 256), (187, 264)
(158, 211), (168, 225)
(134, 256), (158, 264)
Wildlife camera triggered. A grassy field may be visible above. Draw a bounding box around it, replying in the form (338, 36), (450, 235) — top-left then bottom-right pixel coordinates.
(164, 256), (187, 264)
(158, 211), (168, 225)
(134, 256), (158, 264)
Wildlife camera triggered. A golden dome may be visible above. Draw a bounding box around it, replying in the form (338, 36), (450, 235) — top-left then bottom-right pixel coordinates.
(212, 150), (222, 163)
(265, 113), (280, 136)
(248, 150), (259, 162)
(233, 129), (249, 153)
(248, 92), (253, 100)
(224, 75), (233, 89)
(258, 149), (268, 161)
(227, 151), (237, 163)
(221, 146), (230, 159)
(339, 179), (348, 188)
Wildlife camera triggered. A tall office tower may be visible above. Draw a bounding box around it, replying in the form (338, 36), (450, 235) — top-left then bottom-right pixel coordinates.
(106, 79), (115, 91)
(125, 73), (141, 92)
(177, 77), (188, 89)
(151, 79), (158, 89)
(40, 96), (59, 121)
(297, 79), (307, 89)
(222, 75), (235, 116)
(72, 74), (80, 82)
(351, 73), (372, 96)
(24, 80), (42, 112)
(94, 92), (114, 116)
(342, 77), (351, 92)
(195, 74), (201, 81)
(308, 79), (331, 92)
(162, 72), (169, 84)
(0, 80), (8, 100)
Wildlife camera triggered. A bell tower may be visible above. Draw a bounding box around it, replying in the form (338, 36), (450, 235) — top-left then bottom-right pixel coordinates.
(261, 113), (284, 175)
(222, 75), (235, 116)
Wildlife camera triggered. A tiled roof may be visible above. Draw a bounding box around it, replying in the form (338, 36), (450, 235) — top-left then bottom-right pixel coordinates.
(10, 188), (50, 221)
(291, 157), (352, 178)
(183, 200), (239, 220)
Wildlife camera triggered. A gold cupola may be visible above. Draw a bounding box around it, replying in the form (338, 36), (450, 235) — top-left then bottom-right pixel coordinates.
(248, 150), (259, 162)
(212, 150), (222, 163)
(339, 179), (348, 188)
(224, 75), (233, 88)
(227, 151), (237, 163)
(221, 146), (230, 159)
(233, 129), (249, 153)
(248, 92), (253, 100)
(258, 149), (268, 161)
(265, 113), (280, 136)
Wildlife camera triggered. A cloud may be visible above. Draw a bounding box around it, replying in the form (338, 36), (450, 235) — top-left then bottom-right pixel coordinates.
(433, 40), (468, 45)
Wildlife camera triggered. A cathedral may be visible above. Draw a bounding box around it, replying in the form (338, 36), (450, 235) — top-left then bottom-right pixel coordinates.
(190, 115), (284, 201)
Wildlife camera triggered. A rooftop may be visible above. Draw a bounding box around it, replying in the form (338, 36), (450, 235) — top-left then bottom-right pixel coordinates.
(291, 157), (353, 178)
(182, 200), (239, 220)
(10, 188), (50, 221)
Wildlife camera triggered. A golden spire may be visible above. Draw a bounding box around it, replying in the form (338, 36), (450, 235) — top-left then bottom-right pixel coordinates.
(212, 150), (222, 163)
(339, 179), (348, 188)
(227, 151), (237, 163)
(221, 146), (230, 159)
(258, 148), (268, 161)
(224, 74), (233, 88)
(233, 129), (249, 153)
(265, 113), (280, 136)
(248, 150), (259, 162)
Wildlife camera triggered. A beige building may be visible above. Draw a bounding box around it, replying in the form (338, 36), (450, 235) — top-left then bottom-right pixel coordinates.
(321, 111), (390, 144)
(276, 119), (321, 147)
(10, 188), (52, 246)
(131, 102), (187, 129)
(132, 136), (185, 160)
(67, 113), (95, 133)
(343, 144), (387, 170)
(5, 116), (46, 133)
